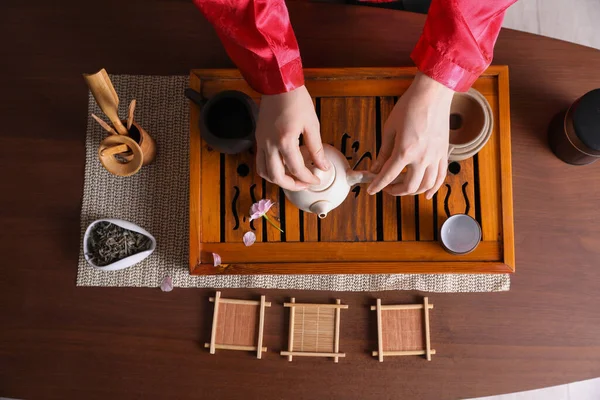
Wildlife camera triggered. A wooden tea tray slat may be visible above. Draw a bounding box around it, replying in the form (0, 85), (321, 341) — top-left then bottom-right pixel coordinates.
(320, 97), (377, 241)
(189, 67), (514, 275)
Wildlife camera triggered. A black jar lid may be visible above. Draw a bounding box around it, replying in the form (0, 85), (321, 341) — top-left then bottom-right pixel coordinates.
(573, 89), (600, 151)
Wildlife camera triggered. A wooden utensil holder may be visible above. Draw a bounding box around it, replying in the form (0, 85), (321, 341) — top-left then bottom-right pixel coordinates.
(98, 135), (143, 177)
(121, 120), (156, 166)
(98, 120), (156, 177)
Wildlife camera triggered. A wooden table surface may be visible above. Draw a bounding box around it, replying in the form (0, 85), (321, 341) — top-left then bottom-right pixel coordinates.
(1, 1), (600, 399)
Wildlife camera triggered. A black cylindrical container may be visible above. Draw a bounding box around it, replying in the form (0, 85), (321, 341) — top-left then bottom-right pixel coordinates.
(184, 88), (258, 155)
(548, 89), (600, 165)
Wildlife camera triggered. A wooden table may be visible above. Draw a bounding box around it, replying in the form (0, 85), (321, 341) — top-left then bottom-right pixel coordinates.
(1, 1), (600, 399)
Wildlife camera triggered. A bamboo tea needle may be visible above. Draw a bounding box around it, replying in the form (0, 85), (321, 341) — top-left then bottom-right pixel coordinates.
(91, 113), (118, 135)
(127, 99), (136, 130)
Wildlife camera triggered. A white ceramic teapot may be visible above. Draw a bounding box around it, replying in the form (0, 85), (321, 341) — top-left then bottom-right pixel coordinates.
(283, 144), (388, 219)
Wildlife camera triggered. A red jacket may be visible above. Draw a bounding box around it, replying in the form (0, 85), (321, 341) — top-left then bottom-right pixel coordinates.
(194, 0), (515, 94)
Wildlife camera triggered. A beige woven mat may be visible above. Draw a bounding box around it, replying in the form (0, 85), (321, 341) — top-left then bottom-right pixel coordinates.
(76, 75), (510, 292)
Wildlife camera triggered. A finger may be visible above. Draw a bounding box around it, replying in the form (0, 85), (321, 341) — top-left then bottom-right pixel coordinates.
(256, 149), (268, 181)
(414, 164), (438, 196)
(302, 122), (330, 171)
(279, 140), (320, 185)
(382, 165), (426, 196)
(371, 126), (395, 173)
(367, 150), (408, 195)
(425, 158), (448, 200)
(266, 150), (309, 191)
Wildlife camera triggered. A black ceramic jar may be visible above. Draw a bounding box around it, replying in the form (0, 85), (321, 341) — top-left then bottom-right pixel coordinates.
(548, 89), (600, 165)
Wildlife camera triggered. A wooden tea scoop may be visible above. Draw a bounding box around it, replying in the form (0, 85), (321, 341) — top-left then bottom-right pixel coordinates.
(83, 68), (128, 135)
(91, 113), (118, 135)
(127, 99), (136, 130)
(100, 143), (130, 157)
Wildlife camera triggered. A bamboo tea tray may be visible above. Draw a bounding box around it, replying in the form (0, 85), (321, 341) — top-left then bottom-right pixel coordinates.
(189, 67), (514, 275)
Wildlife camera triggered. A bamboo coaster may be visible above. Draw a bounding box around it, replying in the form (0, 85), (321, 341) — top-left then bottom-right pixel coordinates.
(204, 291), (271, 359)
(281, 298), (348, 362)
(371, 297), (435, 362)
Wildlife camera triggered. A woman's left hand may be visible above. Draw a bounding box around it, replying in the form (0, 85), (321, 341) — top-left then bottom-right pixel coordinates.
(367, 72), (454, 200)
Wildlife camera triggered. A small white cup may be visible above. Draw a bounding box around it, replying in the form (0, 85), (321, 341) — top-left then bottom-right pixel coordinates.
(440, 214), (481, 255)
(83, 218), (156, 271)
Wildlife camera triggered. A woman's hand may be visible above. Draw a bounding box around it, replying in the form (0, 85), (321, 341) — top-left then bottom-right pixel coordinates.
(368, 72), (454, 200)
(256, 85), (330, 191)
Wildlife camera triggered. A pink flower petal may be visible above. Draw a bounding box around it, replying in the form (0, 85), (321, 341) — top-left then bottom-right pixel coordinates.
(160, 276), (173, 292)
(212, 252), (222, 267)
(249, 199), (275, 221)
(263, 199), (275, 212)
(243, 231), (256, 247)
(249, 212), (262, 222)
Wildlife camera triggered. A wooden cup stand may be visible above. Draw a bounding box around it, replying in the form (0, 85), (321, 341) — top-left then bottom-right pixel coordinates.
(280, 298), (348, 362)
(205, 291), (271, 359)
(372, 297), (435, 362)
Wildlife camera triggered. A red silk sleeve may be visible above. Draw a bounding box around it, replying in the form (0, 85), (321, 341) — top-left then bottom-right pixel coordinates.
(411, 0), (517, 92)
(193, 0), (305, 95)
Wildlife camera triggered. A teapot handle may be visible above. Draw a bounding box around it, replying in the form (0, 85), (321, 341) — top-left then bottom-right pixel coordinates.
(350, 147), (455, 187)
(346, 170), (376, 186)
(347, 170), (404, 186)
(184, 88), (206, 106)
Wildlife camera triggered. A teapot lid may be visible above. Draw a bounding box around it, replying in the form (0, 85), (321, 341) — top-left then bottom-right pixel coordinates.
(308, 164), (336, 192)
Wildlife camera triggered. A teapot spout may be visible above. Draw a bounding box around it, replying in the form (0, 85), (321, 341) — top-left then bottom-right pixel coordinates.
(310, 201), (334, 219)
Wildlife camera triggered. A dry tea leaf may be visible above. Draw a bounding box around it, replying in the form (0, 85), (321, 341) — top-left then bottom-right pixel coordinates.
(86, 222), (152, 266)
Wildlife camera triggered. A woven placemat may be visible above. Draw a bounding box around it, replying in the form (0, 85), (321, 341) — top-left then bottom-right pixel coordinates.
(76, 74), (510, 292)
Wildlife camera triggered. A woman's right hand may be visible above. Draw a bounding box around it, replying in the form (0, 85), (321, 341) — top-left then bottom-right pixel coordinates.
(255, 85), (331, 191)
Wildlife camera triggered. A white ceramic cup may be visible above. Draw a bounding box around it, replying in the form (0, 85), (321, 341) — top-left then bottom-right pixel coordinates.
(83, 218), (156, 271)
(439, 214), (482, 255)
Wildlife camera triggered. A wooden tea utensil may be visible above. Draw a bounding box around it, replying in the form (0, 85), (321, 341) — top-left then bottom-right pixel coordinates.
(83, 68), (128, 135)
(98, 135), (143, 177)
(100, 143), (130, 157)
(91, 113), (118, 135)
(127, 99), (136, 130)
